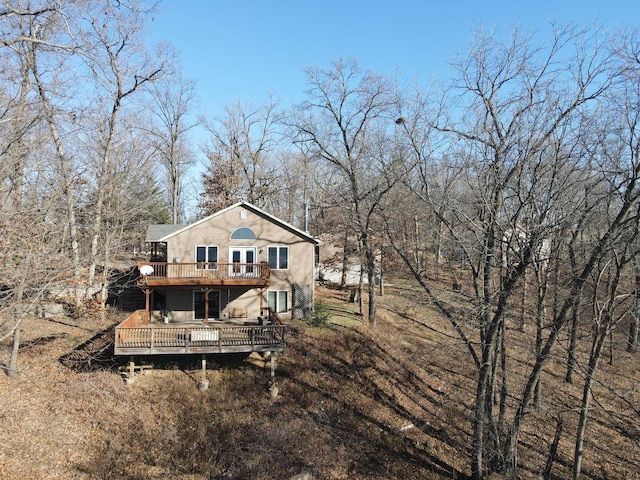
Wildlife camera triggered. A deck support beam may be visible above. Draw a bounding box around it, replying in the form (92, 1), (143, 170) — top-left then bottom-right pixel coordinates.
(259, 287), (266, 316)
(198, 354), (209, 390)
(202, 287), (213, 324)
(124, 355), (137, 385)
(268, 352), (279, 399)
(142, 288), (153, 322)
(271, 353), (276, 380)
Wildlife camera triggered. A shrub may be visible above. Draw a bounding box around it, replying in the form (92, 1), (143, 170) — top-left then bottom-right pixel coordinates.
(310, 300), (330, 327)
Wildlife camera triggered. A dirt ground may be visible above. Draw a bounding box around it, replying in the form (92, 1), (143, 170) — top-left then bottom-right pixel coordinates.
(0, 285), (639, 479)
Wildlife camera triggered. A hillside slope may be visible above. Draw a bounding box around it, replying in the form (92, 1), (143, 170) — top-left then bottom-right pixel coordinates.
(0, 285), (638, 479)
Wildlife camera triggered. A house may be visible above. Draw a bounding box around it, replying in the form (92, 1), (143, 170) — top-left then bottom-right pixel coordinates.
(114, 201), (319, 359)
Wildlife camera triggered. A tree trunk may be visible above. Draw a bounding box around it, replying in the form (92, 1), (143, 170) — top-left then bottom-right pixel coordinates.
(573, 330), (606, 480)
(363, 241), (377, 327)
(566, 291), (582, 383)
(340, 231), (349, 289)
(435, 211), (444, 280)
(368, 273), (377, 328)
(628, 313), (639, 353)
(28, 47), (82, 303)
(498, 321), (508, 432)
(609, 328), (614, 365)
(629, 271), (640, 353)
(358, 261), (364, 317)
(534, 266), (548, 409)
(414, 212), (420, 271)
(9, 57), (30, 210)
(519, 271), (527, 332)
(378, 247), (384, 296)
(8, 326), (21, 377)
(472, 359), (491, 480)
(542, 416), (564, 480)
(502, 425), (519, 480)
(88, 97), (122, 289)
(171, 160), (180, 223)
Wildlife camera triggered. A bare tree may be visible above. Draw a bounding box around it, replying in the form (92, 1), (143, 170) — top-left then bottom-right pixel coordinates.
(200, 97), (283, 213)
(13, 2), (85, 298)
(145, 66), (197, 224)
(78, 4), (164, 296)
(389, 24), (623, 479)
(3, 0), (164, 297)
(572, 248), (638, 480)
(568, 31), (640, 478)
(92, 126), (170, 306)
(0, 0), (167, 371)
(291, 58), (402, 327)
(630, 261), (640, 352)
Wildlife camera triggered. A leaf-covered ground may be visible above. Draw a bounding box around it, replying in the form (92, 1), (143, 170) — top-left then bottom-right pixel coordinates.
(0, 285), (638, 479)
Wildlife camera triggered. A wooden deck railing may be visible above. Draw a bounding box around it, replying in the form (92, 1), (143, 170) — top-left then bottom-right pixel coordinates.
(117, 309), (150, 328)
(260, 307), (283, 325)
(137, 262), (270, 284)
(114, 315), (286, 355)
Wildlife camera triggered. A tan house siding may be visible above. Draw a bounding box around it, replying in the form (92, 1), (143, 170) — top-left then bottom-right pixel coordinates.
(154, 203), (316, 322)
(166, 288), (195, 323)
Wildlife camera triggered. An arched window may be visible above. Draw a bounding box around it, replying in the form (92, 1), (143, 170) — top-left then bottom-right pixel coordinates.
(230, 227), (257, 240)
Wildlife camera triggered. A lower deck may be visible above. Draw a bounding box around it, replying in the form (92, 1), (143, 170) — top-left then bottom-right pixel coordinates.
(114, 310), (286, 355)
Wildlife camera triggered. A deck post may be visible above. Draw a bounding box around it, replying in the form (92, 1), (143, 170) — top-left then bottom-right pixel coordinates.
(203, 287), (212, 324)
(127, 356), (135, 383)
(198, 354), (209, 391)
(259, 287), (266, 316)
(143, 288), (152, 322)
(271, 352), (276, 380)
(269, 352), (279, 399)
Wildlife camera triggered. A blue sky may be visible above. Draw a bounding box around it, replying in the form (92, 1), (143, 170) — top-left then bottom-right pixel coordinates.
(147, 0), (639, 119)
(146, 1), (638, 216)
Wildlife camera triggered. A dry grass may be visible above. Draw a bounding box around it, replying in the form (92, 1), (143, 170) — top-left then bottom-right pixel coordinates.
(0, 284), (638, 479)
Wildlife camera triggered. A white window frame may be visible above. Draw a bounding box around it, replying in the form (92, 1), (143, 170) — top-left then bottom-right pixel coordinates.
(268, 246), (289, 270)
(267, 290), (288, 313)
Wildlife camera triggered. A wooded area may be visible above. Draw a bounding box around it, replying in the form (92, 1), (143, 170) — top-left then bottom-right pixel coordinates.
(1, 2), (639, 479)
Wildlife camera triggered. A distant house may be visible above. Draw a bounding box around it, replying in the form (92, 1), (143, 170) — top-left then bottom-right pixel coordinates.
(114, 201), (318, 358)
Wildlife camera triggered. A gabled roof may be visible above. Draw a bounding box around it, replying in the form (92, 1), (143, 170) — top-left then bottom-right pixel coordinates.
(145, 224), (185, 243)
(148, 201), (319, 244)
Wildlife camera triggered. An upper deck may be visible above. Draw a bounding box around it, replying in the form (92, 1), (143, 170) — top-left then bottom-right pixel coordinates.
(137, 262), (270, 287)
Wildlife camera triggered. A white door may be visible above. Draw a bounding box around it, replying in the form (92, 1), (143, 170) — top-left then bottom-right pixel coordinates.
(230, 247), (256, 276)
